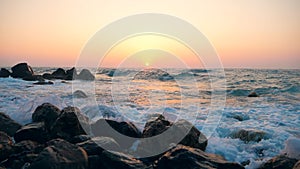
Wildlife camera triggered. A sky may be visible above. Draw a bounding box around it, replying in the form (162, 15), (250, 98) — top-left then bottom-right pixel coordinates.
(0, 0), (299, 68)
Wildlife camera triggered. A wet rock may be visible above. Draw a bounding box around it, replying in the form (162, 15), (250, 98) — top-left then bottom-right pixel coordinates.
(0, 68), (11, 78)
(51, 107), (90, 141)
(294, 160), (300, 169)
(77, 69), (95, 81)
(142, 115), (171, 138)
(73, 90), (88, 98)
(51, 68), (66, 79)
(77, 137), (120, 156)
(226, 112), (250, 121)
(3, 153), (38, 169)
(33, 81), (53, 85)
(91, 119), (141, 149)
(0, 132), (13, 162)
(231, 129), (267, 143)
(258, 155), (298, 169)
(65, 67), (77, 80)
(0, 112), (22, 136)
(42, 73), (54, 80)
(155, 145), (244, 169)
(32, 103), (61, 130)
(12, 140), (44, 155)
(28, 139), (88, 169)
(248, 91), (259, 97)
(71, 135), (91, 144)
(14, 122), (51, 143)
(11, 63), (34, 78)
(99, 150), (148, 169)
(22, 75), (44, 81)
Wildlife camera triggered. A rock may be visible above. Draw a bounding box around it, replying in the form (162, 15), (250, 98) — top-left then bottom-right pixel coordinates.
(226, 112), (250, 121)
(33, 81), (53, 85)
(42, 73), (54, 80)
(11, 63), (34, 78)
(99, 150), (148, 169)
(22, 75), (44, 81)
(77, 137), (120, 156)
(294, 161), (300, 169)
(77, 69), (95, 81)
(231, 129), (267, 143)
(248, 91), (259, 97)
(28, 139), (88, 169)
(0, 112), (22, 136)
(12, 140), (44, 155)
(142, 115), (171, 138)
(14, 122), (51, 143)
(73, 90), (88, 98)
(3, 153), (38, 169)
(258, 155), (298, 169)
(65, 67), (77, 80)
(0, 131), (13, 162)
(70, 135), (91, 144)
(0, 68), (11, 78)
(91, 119), (142, 149)
(32, 103), (61, 130)
(155, 145), (244, 169)
(51, 107), (90, 141)
(51, 68), (66, 79)
(283, 137), (300, 160)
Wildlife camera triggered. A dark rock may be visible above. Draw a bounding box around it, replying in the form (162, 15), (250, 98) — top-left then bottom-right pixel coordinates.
(294, 160), (300, 169)
(142, 115), (171, 138)
(99, 150), (149, 169)
(70, 135), (91, 144)
(3, 153), (38, 169)
(77, 137), (120, 156)
(77, 69), (95, 81)
(91, 119), (142, 149)
(32, 103), (61, 130)
(33, 81), (53, 85)
(73, 90), (88, 98)
(42, 73), (54, 80)
(14, 122), (51, 143)
(155, 145), (244, 169)
(51, 107), (90, 141)
(0, 131), (13, 162)
(11, 63), (34, 78)
(51, 68), (66, 79)
(12, 140), (44, 155)
(231, 129), (267, 143)
(22, 75), (44, 81)
(248, 91), (259, 97)
(28, 139), (88, 169)
(0, 112), (22, 136)
(0, 68), (10, 78)
(65, 67), (77, 80)
(258, 155), (298, 169)
(87, 155), (102, 169)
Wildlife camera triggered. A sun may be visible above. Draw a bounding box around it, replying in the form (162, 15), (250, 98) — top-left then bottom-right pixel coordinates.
(145, 62), (150, 67)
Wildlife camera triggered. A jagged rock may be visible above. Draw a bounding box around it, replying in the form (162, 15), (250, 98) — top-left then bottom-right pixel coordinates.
(248, 91), (259, 97)
(258, 155), (298, 169)
(28, 139), (88, 169)
(32, 103), (61, 130)
(0, 112), (22, 136)
(51, 68), (66, 79)
(51, 107), (90, 141)
(77, 69), (95, 81)
(14, 122), (51, 143)
(65, 67), (77, 80)
(91, 119), (141, 149)
(155, 145), (244, 169)
(77, 137), (120, 156)
(0, 68), (11, 78)
(73, 90), (88, 98)
(231, 129), (267, 143)
(11, 63), (34, 78)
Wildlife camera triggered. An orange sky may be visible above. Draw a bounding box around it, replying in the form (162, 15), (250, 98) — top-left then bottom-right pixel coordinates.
(0, 0), (299, 68)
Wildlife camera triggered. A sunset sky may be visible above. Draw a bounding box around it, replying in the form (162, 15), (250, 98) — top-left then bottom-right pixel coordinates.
(0, 0), (299, 68)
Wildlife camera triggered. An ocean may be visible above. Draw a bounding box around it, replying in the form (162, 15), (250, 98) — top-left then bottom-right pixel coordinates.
(0, 68), (299, 169)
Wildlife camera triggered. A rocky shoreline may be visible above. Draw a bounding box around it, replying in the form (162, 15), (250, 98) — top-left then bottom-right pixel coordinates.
(0, 103), (299, 169)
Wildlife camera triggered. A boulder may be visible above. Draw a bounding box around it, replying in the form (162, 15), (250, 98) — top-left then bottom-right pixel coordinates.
(51, 107), (90, 141)
(77, 137), (120, 156)
(283, 137), (300, 160)
(231, 129), (267, 143)
(77, 69), (95, 81)
(0, 112), (22, 136)
(0, 68), (11, 78)
(33, 81), (53, 85)
(0, 131), (13, 162)
(248, 91), (259, 97)
(51, 68), (66, 79)
(294, 160), (300, 169)
(14, 122), (51, 143)
(155, 145), (244, 169)
(3, 153), (38, 169)
(32, 103), (61, 130)
(73, 90), (88, 98)
(11, 63), (34, 78)
(28, 139), (88, 169)
(91, 119), (142, 149)
(258, 155), (298, 169)
(142, 115), (171, 138)
(12, 140), (44, 155)
(99, 150), (148, 169)
(70, 135), (91, 144)
(65, 67), (77, 80)
(22, 75), (44, 81)
(42, 73), (54, 80)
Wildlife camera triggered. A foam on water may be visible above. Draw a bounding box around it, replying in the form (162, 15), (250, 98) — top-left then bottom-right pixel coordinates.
(0, 68), (299, 169)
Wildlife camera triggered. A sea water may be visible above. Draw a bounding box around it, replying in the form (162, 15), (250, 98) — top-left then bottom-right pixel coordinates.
(0, 68), (299, 169)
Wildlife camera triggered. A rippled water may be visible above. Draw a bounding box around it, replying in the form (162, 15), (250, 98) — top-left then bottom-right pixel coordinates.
(0, 68), (299, 169)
